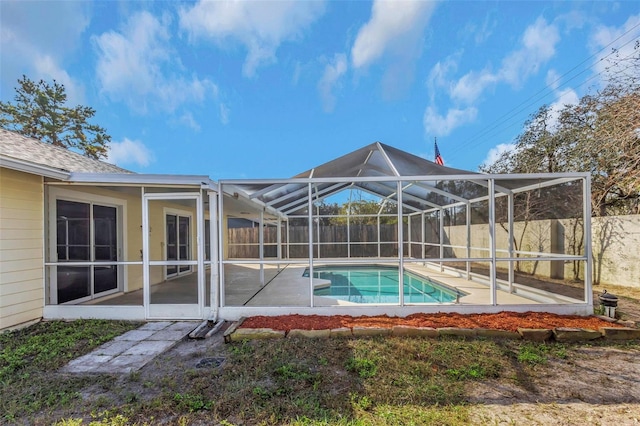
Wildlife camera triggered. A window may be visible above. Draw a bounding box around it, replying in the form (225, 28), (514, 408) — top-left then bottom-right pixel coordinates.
(166, 213), (191, 277)
(55, 199), (119, 303)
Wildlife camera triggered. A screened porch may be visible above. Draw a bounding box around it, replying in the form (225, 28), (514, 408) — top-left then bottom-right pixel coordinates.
(217, 142), (593, 320)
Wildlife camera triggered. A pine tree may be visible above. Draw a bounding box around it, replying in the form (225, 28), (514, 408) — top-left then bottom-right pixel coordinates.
(0, 76), (110, 160)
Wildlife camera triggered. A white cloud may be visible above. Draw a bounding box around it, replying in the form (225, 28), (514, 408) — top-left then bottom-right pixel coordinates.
(292, 62), (303, 86)
(94, 11), (218, 114)
(475, 13), (497, 44)
(179, 0), (326, 77)
(543, 69), (580, 130)
(458, 13), (496, 45)
(0, 1), (89, 103)
(351, 0), (436, 69)
(423, 106), (477, 137)
(32, 55), (85, 104)
(219, 103), (230, 125)
(545, 69), (561, 91)
(318, 53), (348, 112)
(179, 112), (201, 132)
(547, 87), (579, 130)
(498, 17), (560, 87)
(481, 143), (517, 169)
(590, 14), (640, 84)
(423, 16), (563, 137)
(450, 69), (498, 104)
(447, 17), (560, 105)
(106, 138), (154, 168)
(426, 52), (461, 102)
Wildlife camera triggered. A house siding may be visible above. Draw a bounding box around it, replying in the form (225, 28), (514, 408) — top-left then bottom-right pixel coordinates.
(0, 168), (44, 330)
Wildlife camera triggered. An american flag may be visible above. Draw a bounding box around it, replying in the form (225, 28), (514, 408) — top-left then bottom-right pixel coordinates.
(434, 140), (444, 166)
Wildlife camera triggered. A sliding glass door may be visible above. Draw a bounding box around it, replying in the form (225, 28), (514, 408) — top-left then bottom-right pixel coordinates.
(165, 213), (191, 278)
(144, 194), (204, 319)
(56, 199), (119, 303)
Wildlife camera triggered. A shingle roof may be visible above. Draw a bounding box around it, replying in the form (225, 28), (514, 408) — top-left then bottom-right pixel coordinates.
(0, 128), (132, 174)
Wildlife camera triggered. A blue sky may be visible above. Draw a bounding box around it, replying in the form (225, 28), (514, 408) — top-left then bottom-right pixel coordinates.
(1, 1), (638, 179)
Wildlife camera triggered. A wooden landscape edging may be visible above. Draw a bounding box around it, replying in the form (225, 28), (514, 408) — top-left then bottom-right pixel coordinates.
(226, 321), (640, 343)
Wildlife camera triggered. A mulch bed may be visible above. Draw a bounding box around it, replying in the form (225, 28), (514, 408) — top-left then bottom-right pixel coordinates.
(241, 312), (623, 333)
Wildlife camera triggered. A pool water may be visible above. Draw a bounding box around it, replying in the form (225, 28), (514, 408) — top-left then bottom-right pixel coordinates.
(306, 266), (460, 304)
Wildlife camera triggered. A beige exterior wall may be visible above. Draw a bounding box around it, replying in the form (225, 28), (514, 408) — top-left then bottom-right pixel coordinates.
(440, 215), (640, 288)
(590, 214), (640, 287)
(441, 219), (559, 277)
(0, 168), (44, 330)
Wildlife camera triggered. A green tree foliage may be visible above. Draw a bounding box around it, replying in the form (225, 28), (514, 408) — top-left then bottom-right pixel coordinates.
(566, 86), (640, 216)
(289, 192), (400, 226)
(482, 56), (640, 216)
(0, 76), (110, 160)
(328, 199), (399, 225)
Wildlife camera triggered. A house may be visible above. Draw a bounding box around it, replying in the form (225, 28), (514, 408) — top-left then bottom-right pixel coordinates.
(1, 130), (594, 331)
(1, 129), (218, 329)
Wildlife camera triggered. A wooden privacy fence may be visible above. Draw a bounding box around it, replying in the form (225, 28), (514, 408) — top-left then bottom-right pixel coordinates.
(228, 224), (414, 258)
(226, 215), (640, 288)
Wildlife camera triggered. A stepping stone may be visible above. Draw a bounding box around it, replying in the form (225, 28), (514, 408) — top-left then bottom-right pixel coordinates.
(114, 330), (156, 341)
(61, 354), (113, 373)
(122, 340), (175, 356)
(138, 321), (173, 331)
(148, 330), (188, 341)
(93, 340), (137, 356)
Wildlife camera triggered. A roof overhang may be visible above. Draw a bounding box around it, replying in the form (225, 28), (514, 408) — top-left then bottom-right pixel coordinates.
(0, 155), (70, 180)
(66, 172), (218, 191)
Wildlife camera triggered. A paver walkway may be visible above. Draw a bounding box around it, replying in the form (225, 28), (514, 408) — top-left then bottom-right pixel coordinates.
(60, 321), (198, 374)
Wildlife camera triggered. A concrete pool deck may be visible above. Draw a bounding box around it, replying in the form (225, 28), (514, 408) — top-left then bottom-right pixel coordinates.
(222, 261), (575, 307)
(84, 261), (582, 309)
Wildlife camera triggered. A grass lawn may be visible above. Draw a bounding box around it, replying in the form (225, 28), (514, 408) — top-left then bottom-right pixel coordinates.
(1, 319), (638, 425)
(0, 320), (140, 423)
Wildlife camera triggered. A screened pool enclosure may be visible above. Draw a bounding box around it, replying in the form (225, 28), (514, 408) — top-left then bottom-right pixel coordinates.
(217, 142), (593, 320)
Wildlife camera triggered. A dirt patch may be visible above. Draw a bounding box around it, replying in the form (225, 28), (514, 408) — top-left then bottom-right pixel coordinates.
(241, 312), (625, 332)
(469, 402), (640, 425)
(465, 340), (640, 424)
(466, 344), (640, 404)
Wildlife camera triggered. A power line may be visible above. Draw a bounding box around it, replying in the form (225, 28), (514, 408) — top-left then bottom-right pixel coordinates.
(462, 46), (638, 153)
(456, 20), (640, 152)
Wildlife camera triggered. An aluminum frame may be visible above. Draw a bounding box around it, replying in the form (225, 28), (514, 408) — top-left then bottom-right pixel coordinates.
(219, 170), (592, 313)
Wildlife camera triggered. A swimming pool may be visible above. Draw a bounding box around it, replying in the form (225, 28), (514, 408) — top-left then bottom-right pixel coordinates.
(305, 265), (461, 304)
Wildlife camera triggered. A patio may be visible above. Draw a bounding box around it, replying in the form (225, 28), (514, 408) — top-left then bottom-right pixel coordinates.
(88, 261), (583, 310)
